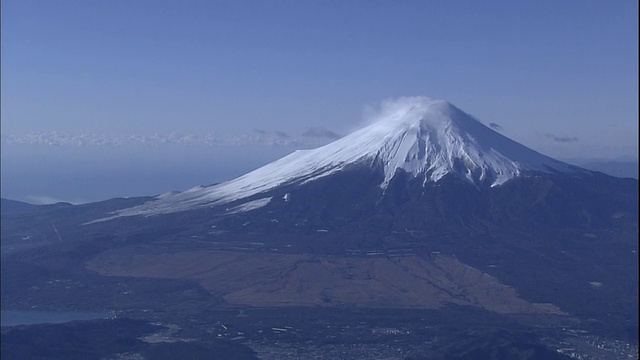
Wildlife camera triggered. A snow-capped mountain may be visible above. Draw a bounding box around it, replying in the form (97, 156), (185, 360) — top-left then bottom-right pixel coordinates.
(4, 99), (637, 343)
(109, 97), (579, 218)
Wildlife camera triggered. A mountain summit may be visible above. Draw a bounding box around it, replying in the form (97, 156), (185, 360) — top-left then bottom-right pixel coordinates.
(112, 97), (577, 217)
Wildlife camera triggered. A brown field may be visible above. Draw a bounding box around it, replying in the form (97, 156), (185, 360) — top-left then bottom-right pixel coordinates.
(85, 247), (563, 315)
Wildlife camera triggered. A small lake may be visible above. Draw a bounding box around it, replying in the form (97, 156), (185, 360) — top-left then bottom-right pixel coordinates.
(1, 310), (112, 327)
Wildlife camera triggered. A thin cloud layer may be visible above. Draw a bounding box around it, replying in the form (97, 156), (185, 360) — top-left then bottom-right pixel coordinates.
(302, 127), (341, 139)
(544, 133), (579, 143)
(1, 131), (333, 148)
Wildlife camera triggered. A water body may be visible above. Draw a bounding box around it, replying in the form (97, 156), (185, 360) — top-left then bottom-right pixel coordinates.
(1, 310), (112, 327)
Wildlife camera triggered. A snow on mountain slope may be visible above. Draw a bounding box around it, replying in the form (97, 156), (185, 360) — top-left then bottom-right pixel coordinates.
(106, 97), (577, 218)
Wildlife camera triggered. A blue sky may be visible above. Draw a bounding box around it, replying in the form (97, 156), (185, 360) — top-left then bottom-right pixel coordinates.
(1, 0), (638, 203)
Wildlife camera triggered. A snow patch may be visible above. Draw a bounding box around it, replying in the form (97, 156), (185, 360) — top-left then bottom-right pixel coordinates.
(226, 197), (272, 214)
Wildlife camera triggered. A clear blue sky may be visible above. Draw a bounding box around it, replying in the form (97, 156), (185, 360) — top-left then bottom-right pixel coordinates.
(1, 0), (638, 203)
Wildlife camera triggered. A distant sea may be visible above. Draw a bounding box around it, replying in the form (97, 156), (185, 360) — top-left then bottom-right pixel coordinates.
(0, 310), (111, 327)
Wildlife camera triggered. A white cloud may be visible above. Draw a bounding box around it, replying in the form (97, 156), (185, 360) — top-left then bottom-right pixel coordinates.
(1, 131), (336, 148)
